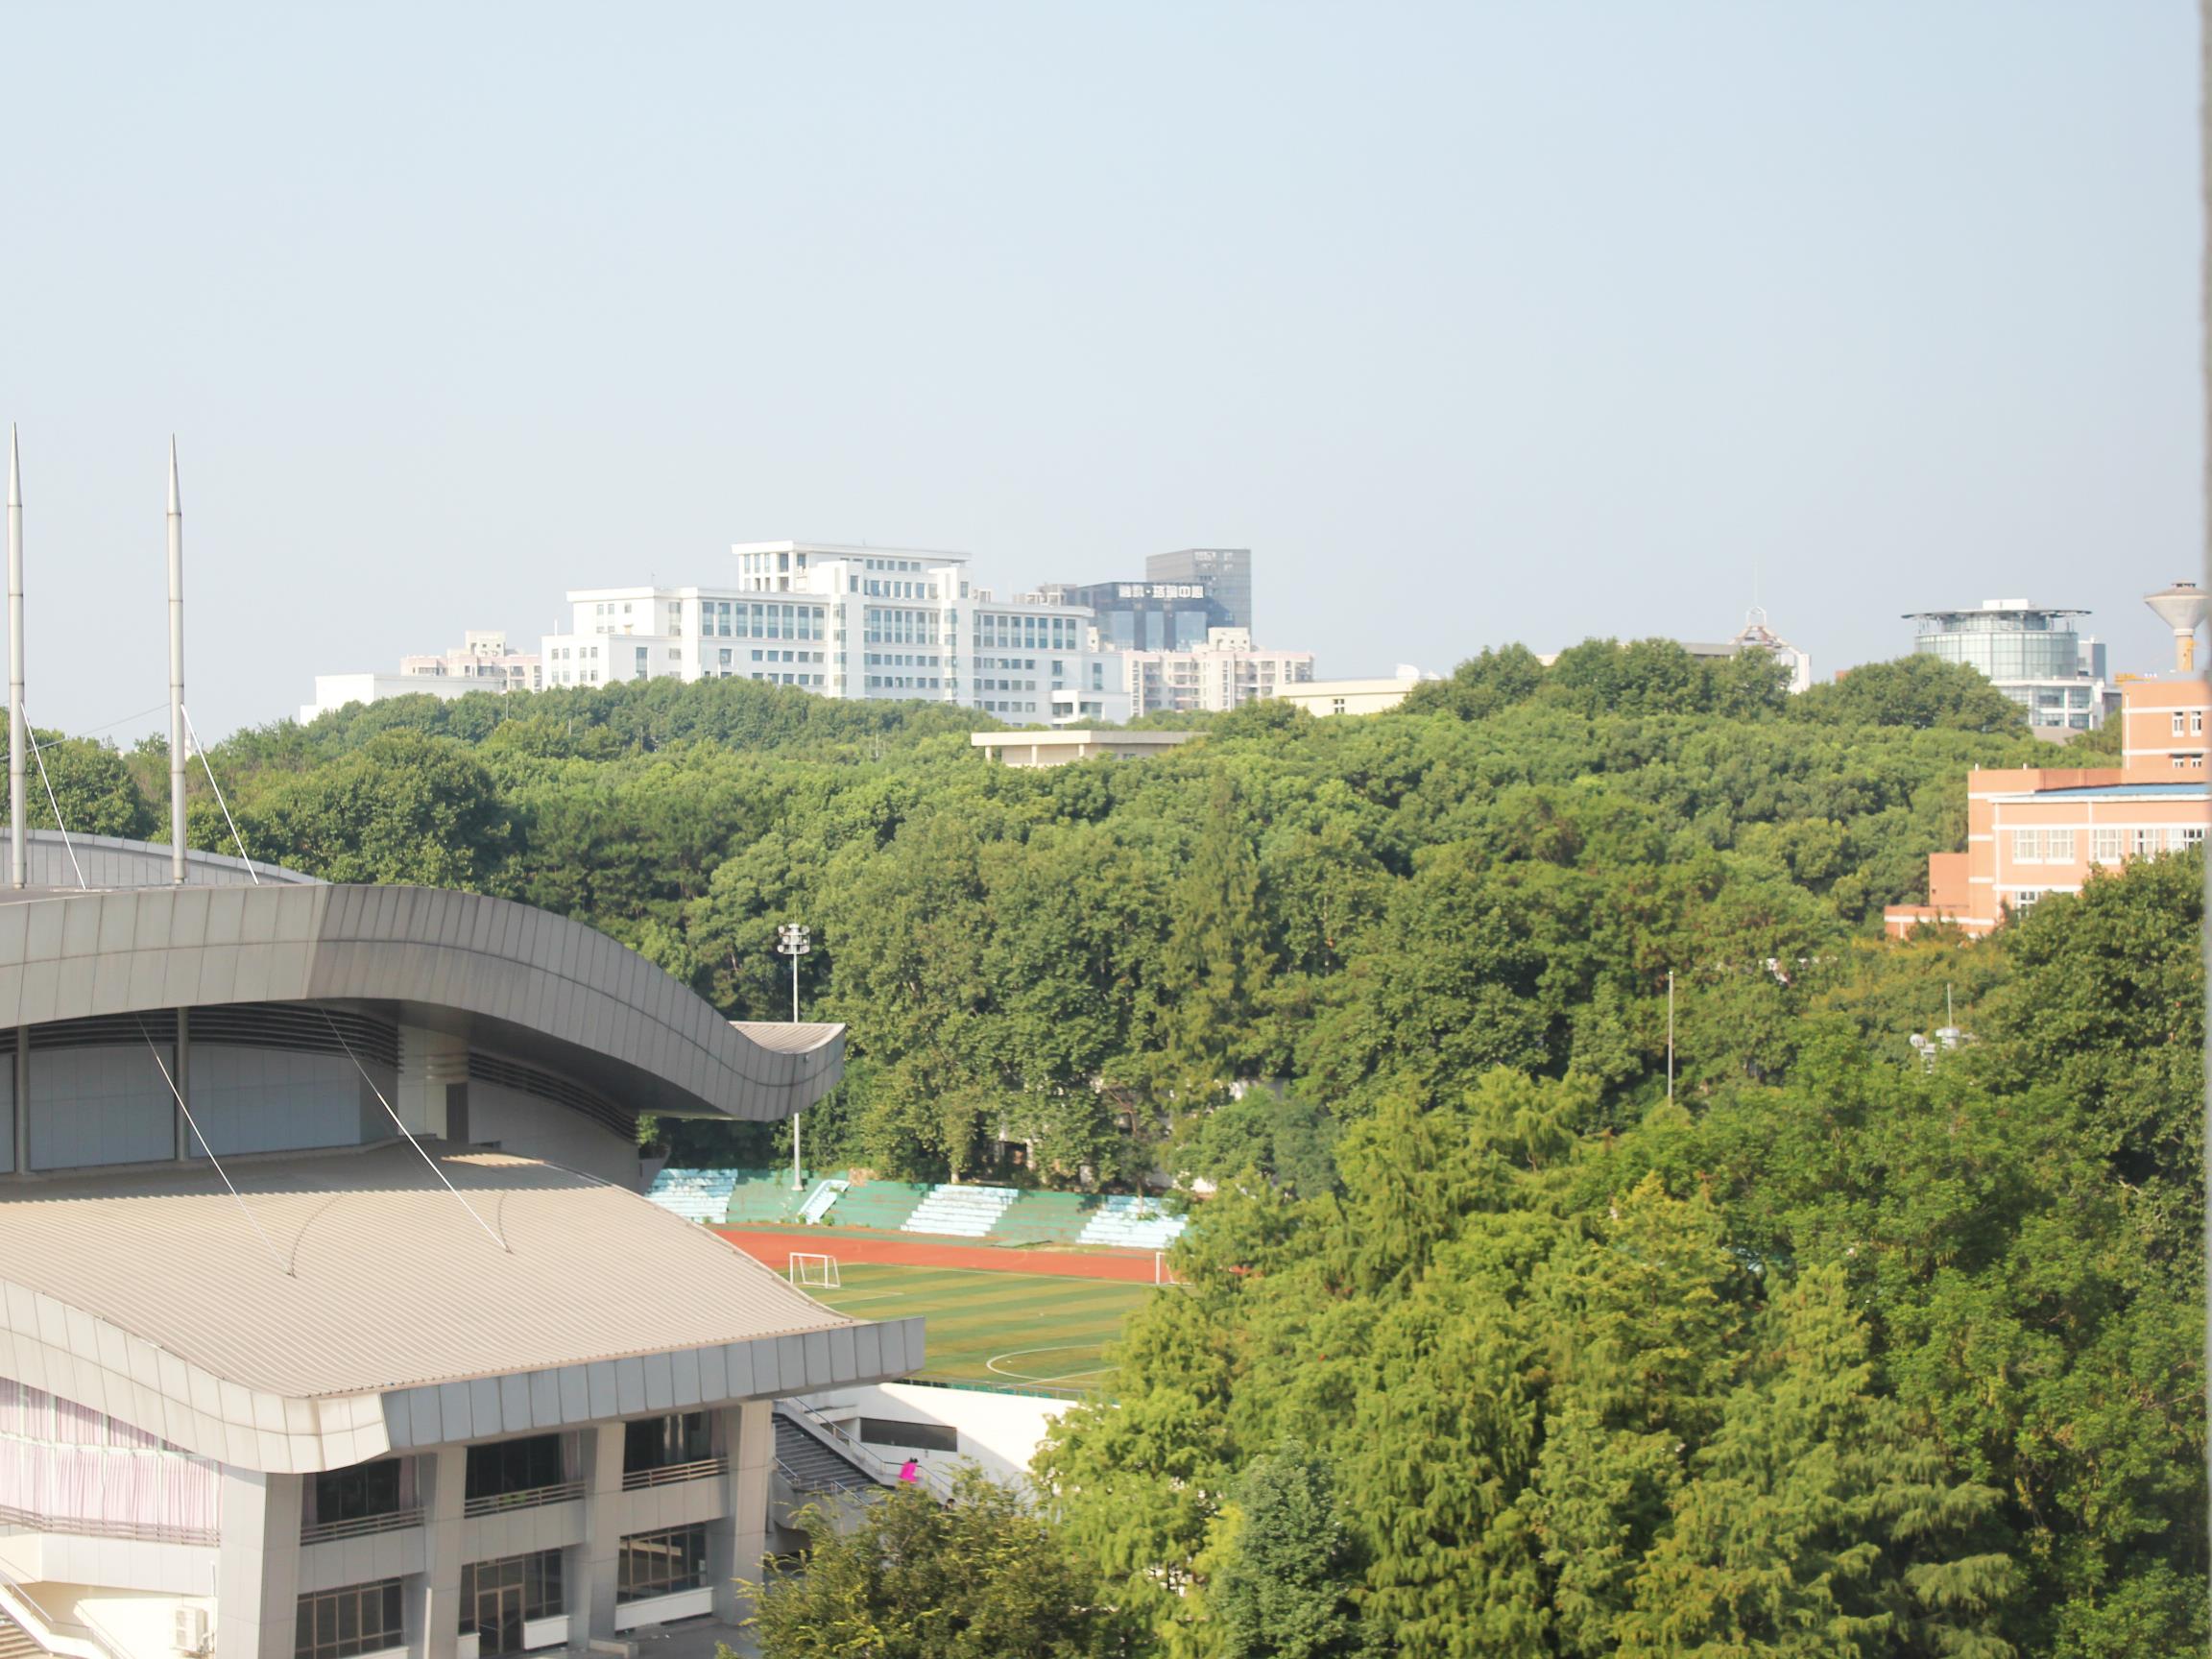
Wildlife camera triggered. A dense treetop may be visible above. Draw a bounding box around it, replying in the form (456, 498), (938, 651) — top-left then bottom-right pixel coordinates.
(19, 639), (2200, 1652)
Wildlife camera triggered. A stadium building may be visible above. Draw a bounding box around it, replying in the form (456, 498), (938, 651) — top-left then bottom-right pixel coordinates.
(0, 833), (917, 1659)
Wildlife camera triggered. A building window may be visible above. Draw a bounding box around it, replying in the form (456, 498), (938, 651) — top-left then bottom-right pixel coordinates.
(296, 1579), (404, 1659)
(2011, 829), (2041, 863)
(2009, 889), (2043, 912)
(2131, 827), (2162, 856)
(2183, 826), (2207, 848)
(460, 1550), (564, 1640)
(2044, 829), (2076, 862)
(304, 1458), (409, 1530)
(2092, 828), (2123, 863)
(617, 1525), (709, 1603)
(2176, 712), (2189, 736)
(465, 1434), (569, 1503)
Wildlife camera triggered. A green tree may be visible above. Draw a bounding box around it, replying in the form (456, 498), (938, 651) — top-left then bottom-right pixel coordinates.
(744, 1473), (1125, 1659)
(229, 730), (514, 888)
(1212, 1442), (1360, 1659)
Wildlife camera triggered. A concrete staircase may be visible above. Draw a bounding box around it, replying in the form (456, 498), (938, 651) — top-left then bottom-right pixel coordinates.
(772, 1414), (879, 1495)
(0, 1609), (47, 1659)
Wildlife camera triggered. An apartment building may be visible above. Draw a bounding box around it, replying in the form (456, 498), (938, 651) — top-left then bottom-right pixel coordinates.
(1121, 629), (1313, 716)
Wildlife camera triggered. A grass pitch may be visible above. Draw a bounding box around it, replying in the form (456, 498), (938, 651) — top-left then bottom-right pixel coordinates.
(806, 1263), (1155, 1394)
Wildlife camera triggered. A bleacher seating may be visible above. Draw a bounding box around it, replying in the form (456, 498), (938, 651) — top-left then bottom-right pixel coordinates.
(993, 1190), (1097, 1246)
(724, 1169), (812, 1226)
(902, 1184), (1021, 1238)
(642, 1167), (739, 1224)
(1077, 1194), (1188, 1250)
(829, 1181), (930, 1232)
(798, 1178), (849, 1224)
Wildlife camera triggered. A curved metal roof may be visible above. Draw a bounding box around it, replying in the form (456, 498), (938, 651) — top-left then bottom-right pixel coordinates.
(0, 1142), (918, 1470)
(0, 839), (842, 1121)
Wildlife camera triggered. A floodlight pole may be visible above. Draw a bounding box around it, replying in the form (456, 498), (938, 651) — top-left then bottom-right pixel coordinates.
(776, 923), (812, 1190)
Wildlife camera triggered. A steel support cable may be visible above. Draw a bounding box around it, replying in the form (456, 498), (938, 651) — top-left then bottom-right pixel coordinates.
(179, 705), (257, 884)
(15, 709), (84, 890)
(317, 1005), (509, 1253)
(135, 1017), (293, 1278)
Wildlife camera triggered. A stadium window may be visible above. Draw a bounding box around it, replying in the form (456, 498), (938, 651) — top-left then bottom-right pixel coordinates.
(296, 1579), (404, 1659)
(616, 1526), (709, 1603)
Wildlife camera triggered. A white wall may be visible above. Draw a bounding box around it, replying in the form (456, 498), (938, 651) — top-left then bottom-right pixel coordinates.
(28, 1048), (171, 1169)
(807, 1382), (1073, 1490)
(187, 1046), (367, 1158)
(466, 1081), (639, 1187)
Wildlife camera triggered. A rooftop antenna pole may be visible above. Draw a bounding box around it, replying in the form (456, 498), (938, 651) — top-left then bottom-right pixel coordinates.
(167, 440), (186, 887)
(8, 426), (23, 890)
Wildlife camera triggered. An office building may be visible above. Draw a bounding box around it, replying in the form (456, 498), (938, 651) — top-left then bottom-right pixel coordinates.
(302, 636), (541, 725)
(1905, 599), (2110, 731)
(1121, 629), (1313, 716)
(1145, 549), (1252, 634)
(1883, 678), (2210, 937)
(538, 544), (1130, 725)
(0, 832), (915, 1658)
(1025, 580), (1229, 653)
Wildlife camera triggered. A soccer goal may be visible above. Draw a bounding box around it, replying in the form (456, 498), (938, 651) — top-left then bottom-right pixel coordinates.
(788, 1253), (841, 1290)
(1154, 1251), (1184, 1287)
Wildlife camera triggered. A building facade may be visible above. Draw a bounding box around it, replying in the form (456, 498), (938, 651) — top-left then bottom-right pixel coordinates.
(1144, 549), (1252, 634)
(1681, 610), (1814, 695)
(302, 636), (541, 725)
(1905, 599), (2111, 731)
(0, 834), (914, 1659)
(1025, 580), (1228, 653)
(1120, 629), (1314, 716)
(1278, 668), (1435, 717)
(1884, 679), (2210, 937)
(537, 545), (1131, 725)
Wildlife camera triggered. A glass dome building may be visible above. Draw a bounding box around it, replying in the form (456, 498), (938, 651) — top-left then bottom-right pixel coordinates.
(1905, 599), (2109, 730)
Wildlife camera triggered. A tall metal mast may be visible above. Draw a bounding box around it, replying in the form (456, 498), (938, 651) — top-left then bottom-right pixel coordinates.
(167, 440), (186, 886)
(7, 426), (22, 890)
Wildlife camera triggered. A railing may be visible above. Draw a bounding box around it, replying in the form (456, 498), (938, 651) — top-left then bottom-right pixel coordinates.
(300, 1506), (424, 1546)
(0, 1503), (219, 1549)
(620, 1455), (727, 1492)
(775, 1399), (954, 1503)
(888, 1374), (1100, 1404)
(460, 1479), (586, 1519)
(0, 1553), (123, 1659)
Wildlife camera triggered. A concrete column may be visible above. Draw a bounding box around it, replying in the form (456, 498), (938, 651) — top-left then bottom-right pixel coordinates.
(12, 1027), (27, 1176)
(712, 1402), (773, 1622)
(173, 1008), (191, 1162)
(413, 1447), (467, 1659)
(575, 1424), (627, 1644)
(214, 1468), (303, 1659)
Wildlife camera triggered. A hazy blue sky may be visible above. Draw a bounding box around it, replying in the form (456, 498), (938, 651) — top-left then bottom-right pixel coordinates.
(0, 3), (2199, 737)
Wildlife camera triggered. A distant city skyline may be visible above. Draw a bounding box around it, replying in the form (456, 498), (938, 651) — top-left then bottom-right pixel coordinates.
(0, 3), (2195, 737)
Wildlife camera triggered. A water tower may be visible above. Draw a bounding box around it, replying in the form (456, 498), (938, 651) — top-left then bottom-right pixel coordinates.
(2144, 582), (2210, 673)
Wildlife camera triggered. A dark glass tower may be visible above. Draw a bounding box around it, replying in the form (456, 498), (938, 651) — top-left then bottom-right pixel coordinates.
(1145, 548), (1251, 634)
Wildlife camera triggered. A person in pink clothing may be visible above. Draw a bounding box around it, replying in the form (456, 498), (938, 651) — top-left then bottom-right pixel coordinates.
(898, 1458), (921, 1485)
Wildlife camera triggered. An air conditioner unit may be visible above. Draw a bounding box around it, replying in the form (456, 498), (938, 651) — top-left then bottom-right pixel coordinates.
(173, 1606), (209, 1654)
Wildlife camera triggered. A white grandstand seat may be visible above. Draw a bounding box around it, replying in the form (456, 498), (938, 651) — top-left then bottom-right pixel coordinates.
(643, 1168), (741, 1225)
(900, 1184), (1020, 1238)
(1077, 1194), (1188, 1251)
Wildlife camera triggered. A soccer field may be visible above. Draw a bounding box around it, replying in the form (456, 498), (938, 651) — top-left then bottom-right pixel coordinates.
(804, 1262), (1156, 1394)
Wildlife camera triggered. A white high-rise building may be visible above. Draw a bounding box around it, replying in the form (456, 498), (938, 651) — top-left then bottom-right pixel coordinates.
(538, 543), (1130, 725)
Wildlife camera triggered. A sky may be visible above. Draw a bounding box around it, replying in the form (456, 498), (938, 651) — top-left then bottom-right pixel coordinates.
(0, 2), (2200, 739)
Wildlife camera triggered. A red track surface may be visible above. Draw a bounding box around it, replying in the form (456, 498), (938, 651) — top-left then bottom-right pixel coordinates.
(714, 1227), (1159, 1283)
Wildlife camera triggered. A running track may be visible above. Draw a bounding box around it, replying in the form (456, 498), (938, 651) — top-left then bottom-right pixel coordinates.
(714, 1227), (1161, 1284)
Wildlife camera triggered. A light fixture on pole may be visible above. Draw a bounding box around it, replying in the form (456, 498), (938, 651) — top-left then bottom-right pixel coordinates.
(776, 923), (812, 1190)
